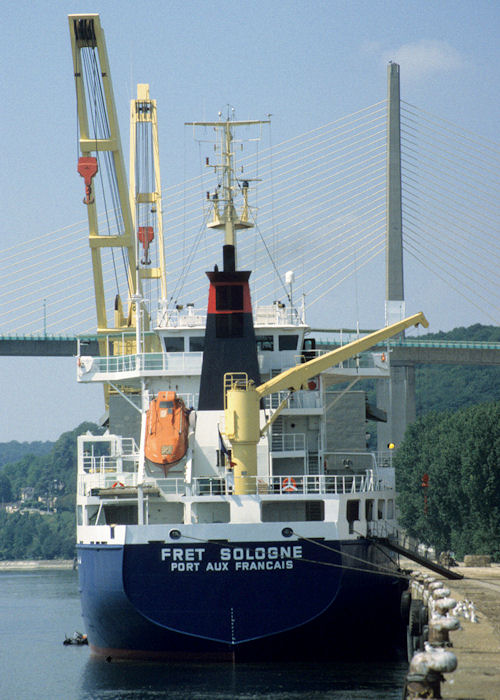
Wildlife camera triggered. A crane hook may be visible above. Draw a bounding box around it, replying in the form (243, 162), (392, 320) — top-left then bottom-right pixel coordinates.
(138, 226), (154, 265)
(77, 157), (98, 205)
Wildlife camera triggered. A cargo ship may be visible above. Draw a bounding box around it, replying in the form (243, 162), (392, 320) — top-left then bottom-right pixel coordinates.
(70, 13), (428, 661)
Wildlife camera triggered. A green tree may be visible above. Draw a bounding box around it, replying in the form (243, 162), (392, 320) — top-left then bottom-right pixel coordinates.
(395, 402), (500, 560)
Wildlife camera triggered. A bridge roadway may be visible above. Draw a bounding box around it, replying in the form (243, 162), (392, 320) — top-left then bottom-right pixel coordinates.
(318, 338), (500, 366)
(0, 335), (99, 357)
(385, 340), (500, 366)
(1, 335), (500, 365)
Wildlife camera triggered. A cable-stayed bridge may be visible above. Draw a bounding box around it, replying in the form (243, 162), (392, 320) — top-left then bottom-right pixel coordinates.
(2, 95), (500, 342)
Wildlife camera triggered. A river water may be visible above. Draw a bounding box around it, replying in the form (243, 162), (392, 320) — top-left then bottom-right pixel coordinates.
(0, 569), (407, 699)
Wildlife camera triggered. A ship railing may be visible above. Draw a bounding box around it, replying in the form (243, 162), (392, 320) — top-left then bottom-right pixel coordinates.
(191, 471), (380, 497)
(332, 354), (379, 369)
(312, 345), (383, 369)
(77, 469), (384, 497)
(77, 471), (139, 496)
(193, 478), (227, 496)
(376, 529), (439, 562)
(155, 302), (306, 329)
(374, 450), (394, 468)
(393, 530), (437, 560)
(78, 351), (203, 377)
(156, 305), (206, 328)
(81, 454), (138, 474)
(254, 304), (304, 326)
(271, 433), (306, 452)
(264, 391), (321, 410)
(366, 520), (399, 540)
(264, 472), (377, 495)
(79, 435), (140, 474)
(154, 477), (188, 496)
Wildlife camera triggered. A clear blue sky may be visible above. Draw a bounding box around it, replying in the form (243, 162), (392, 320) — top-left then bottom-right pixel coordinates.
(1, 0), (499, 442)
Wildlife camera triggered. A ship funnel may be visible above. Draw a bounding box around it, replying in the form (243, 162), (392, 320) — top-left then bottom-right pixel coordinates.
(223, 244), (236, 272)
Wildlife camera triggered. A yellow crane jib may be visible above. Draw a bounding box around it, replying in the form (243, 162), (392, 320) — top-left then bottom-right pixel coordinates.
(69, 13), (138, 337)
(224, 312), (429, 495)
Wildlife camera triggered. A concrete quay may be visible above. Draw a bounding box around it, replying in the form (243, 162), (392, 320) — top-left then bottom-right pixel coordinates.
(404, 561), (500, 700)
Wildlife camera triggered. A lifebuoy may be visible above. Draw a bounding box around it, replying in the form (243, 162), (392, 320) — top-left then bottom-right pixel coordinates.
(112, 481), (125, 488)
(283, 477), (297, 492)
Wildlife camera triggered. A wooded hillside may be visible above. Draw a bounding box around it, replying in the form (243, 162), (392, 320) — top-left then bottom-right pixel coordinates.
(0, 423), (102, 560)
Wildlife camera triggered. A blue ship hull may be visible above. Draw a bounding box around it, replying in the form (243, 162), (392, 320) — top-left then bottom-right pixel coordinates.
(77, 538), (406, 661)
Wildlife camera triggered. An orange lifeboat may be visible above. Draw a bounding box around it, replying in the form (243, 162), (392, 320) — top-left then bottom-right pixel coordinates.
(144, 391), (190, 474)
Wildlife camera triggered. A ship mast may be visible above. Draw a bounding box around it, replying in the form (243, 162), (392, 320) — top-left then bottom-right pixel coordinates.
(192, 117), (268, 411)
(185, 118), (269, 266)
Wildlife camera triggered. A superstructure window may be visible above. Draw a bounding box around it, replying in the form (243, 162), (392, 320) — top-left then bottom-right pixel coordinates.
(216, 285), (244, 311)
(164, 337), (184, 352)
(377, 499), (385, 519)
(256, 335), (274, 351)
(365, 499), (374, 521)
(279, 335), (299, 351)
(189, 337), (204, 351)
(346, 499), (360, 534)
(302, 337), (316, 361)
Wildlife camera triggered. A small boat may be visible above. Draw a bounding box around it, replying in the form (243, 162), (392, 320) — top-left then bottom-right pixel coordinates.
(63, 631), (88, 646)
(144, 391), (190, 474)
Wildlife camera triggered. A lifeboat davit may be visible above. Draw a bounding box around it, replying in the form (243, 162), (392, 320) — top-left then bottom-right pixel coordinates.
(144, 391), (190, 474)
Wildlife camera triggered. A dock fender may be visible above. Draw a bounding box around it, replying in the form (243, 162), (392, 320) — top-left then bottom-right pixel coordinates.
(400, 589), (411, 623)
(409, 599), (424, 636)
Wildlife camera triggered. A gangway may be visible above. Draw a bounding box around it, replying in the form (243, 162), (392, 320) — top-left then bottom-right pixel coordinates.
(369, 536), (464, 580)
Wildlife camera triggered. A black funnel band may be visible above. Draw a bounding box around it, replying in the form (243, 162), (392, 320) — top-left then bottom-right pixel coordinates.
(223, 245), (236, 272)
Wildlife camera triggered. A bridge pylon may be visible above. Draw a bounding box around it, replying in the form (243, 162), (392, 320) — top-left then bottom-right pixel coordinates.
(378, 62), (416, 450)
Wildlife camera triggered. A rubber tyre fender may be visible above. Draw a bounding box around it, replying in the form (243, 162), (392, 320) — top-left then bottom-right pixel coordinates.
(420, 603), (429, 628)
(400, 590), (411, 623)
(409, 599), (423, 636)
(406, 627), (416, 662)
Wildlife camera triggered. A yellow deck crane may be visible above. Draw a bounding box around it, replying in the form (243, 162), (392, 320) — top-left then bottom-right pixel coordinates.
(224, 312), (429, 494)
(129, 84), (167, 305)
(68, 14), (166, 354)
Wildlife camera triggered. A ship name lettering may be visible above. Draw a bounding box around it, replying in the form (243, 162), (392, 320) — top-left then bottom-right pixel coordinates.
(235, 560), (294, 571)
(205, 562), (229, 572)
(170, 562), (201, 572)
(161, 547), (206, 562)
(219, 546), (302, 561)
